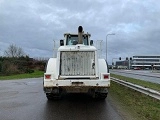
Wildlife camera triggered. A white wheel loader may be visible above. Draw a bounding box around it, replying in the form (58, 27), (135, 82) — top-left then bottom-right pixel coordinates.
(43, 26), (110, 100)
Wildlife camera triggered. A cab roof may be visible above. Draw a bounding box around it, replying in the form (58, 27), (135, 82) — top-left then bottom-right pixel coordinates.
(64, 33), (91, 37)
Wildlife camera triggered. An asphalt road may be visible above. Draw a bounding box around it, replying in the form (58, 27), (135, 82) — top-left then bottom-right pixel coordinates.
(110, 70), (160, 84)
(0, 78), (125, 120)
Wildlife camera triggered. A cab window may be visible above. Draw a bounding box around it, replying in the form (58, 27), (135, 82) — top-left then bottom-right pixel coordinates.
(66, 35), (88, 45)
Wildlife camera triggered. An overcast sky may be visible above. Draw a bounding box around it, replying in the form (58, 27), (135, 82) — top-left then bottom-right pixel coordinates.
(0, 0), (160, 64)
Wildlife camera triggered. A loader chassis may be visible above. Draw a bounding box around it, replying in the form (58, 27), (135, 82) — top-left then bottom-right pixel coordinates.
(43, 26), (110, 100)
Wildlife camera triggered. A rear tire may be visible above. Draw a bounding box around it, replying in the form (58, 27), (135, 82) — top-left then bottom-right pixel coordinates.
(95, 92), (108, 100)
(46, 93), (61, 100)
(99, 93), (108, 99)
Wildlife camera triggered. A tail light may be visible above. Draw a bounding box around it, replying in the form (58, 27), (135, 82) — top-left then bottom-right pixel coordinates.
(45, 74), (51, 79)
(104, 74), (109, 79)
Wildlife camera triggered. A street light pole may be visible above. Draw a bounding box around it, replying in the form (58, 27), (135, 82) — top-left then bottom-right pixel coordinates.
(106, 33), (115, 62)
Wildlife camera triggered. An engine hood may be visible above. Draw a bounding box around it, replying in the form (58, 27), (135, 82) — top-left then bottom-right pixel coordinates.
(58, 44), (97, 52)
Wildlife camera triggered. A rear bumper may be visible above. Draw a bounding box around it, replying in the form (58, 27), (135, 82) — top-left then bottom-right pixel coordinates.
(44, 79), (110, 93)
(44, 79), (110, 88)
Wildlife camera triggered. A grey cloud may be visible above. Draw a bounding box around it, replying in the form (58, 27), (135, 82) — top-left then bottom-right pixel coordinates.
(0, 0), (160, 64)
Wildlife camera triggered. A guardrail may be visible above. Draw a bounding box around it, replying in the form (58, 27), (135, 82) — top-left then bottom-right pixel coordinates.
(111, 77), (160, 100)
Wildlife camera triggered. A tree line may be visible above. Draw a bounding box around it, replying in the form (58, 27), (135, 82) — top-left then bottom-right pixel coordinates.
(0, 44), (46, 76)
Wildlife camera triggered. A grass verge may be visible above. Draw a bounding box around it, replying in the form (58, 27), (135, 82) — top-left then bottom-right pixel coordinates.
(0, 70), (43, 80)
(109, 81), (160, 120)
(111, 73), (160, 92)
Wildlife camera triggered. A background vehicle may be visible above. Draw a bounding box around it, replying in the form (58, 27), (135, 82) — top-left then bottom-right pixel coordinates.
(134, 67), (141, 70)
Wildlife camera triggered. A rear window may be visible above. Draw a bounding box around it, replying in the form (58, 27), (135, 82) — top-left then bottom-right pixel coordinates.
(66, 35), (88, 45)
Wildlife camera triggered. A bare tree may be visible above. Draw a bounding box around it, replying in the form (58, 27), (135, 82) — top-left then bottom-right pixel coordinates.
(4, 44), (25, 57)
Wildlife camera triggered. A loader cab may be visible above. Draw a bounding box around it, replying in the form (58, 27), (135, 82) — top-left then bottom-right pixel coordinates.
(66, 34), (89, 45)
(61, 33), (92, 46)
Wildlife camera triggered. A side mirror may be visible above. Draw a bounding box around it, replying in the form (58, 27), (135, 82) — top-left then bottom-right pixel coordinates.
(60, 40), (64, 46)
(90, 40), (93, 46)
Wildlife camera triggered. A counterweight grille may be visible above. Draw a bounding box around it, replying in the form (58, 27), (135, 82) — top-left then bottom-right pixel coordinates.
(60, 51), (95, 76)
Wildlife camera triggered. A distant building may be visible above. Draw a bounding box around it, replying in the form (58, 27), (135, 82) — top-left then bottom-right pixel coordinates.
(116, 60), (129, 69)
(131, 55), (160, 70)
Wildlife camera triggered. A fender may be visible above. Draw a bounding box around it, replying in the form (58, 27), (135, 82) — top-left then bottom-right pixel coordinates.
(98, 59), (108, 74)
(45, 58), (57, 79)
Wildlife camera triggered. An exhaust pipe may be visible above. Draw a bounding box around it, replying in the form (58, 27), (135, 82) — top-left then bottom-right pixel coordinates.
(78, 26), (83, 44)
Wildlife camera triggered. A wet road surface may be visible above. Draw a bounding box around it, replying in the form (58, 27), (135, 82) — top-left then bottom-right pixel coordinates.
(110, 70), (160, 84)
(0, 78), (124, 120)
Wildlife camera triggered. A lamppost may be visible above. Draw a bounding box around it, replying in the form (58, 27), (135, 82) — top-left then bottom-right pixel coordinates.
(106, 33), (115, 62)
